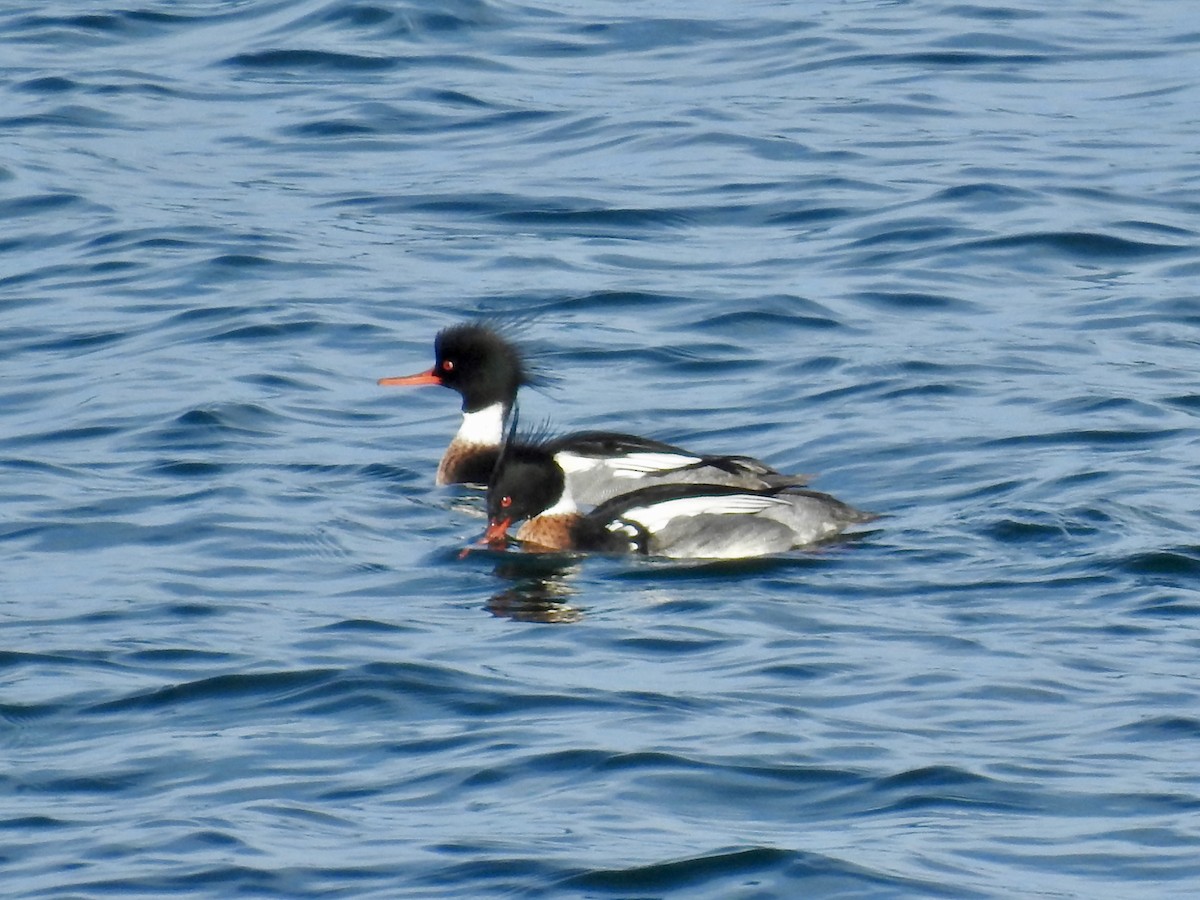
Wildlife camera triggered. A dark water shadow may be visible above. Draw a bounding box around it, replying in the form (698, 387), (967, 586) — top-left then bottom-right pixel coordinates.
(460, 526), (883, 622)
(462, 549), (587, 623)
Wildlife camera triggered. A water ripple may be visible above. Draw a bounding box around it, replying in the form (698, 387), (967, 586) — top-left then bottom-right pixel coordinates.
(3, 0), (1200, 897)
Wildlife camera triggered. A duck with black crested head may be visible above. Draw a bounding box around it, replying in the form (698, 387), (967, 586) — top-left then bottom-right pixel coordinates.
(379, 322), (810, 504)
(481, 438), (877, 560)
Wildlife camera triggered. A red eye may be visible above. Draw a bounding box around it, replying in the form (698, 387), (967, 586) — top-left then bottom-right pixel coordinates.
(500, 495), (512, 509)
(441, 359), (454, 372)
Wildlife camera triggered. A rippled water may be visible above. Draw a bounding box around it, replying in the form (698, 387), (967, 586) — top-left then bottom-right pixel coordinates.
(3, 1), (1200, 897)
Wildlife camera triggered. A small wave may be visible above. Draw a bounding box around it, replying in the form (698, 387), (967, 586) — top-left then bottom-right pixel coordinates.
(1115, 715), (1200, 741)
(86, 668), (341, 715)
(1118, 547), (1200, 579)
(0, 192), (84, 218)
(560, 845), (977, 898)
(4, 9), (205, 47)
(966, 231), (1190, 260)
(223, 48), (396, 72)
(147, 403), (287, 446)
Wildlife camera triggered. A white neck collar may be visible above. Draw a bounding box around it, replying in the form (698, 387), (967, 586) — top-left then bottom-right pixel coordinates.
(454, 402), (507, 447)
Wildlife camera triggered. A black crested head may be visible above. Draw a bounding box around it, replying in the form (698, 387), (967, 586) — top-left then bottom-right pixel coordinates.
(433, 322), (539, 413)
(487, 441), (564, 525)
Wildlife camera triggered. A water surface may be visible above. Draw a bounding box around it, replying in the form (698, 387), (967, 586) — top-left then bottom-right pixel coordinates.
(2, 1), (1199, 896)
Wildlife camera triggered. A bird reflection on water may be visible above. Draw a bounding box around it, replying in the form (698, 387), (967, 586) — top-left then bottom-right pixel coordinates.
(483, 554), (585, 623)
(468, 527), (882, 622)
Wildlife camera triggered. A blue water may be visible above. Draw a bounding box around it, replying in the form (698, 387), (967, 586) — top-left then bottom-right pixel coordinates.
(3, 1), (1199, 896)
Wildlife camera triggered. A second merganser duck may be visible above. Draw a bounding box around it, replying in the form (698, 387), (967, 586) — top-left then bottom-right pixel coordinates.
(378, 322), (809, 505)
(481, 441), (878, 559)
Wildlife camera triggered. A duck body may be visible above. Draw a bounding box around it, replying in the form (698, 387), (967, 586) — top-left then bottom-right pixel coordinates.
(545, 430), (808, 505)
(430, 425), (808, 501)
(379, 322), (808, 502)
(485, 443), (877, 560)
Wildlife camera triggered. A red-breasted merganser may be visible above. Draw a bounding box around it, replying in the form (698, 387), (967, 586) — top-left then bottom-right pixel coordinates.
(480, 440), (877, 559)
(378, 322), (809, 505)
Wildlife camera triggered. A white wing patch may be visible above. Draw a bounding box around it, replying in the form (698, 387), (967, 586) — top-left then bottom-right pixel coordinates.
(556, 450), (702, 478)
(554, 452), (601, 475)
(620, 493), (788, 533)
(608, 452), (703, 477)
(607, 521), (640, 537)
(614, 452), (701, 475)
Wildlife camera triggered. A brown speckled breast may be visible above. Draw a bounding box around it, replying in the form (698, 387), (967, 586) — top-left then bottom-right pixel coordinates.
(515, 514), (581, 551)
(436, 441), (500, 486)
